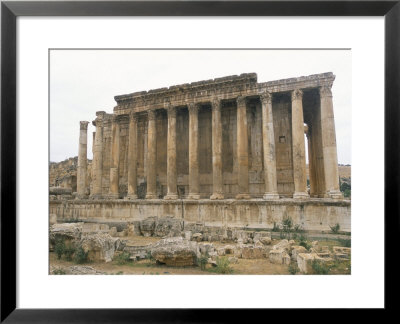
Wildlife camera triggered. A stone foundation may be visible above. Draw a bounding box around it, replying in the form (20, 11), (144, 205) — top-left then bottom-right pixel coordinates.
(50, 199), (350, 233)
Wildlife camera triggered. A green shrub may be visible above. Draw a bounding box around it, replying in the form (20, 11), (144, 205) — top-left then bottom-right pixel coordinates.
(114, 252), (132, 265)
(330, 223), (340, 234)
(215, 257), (233, 274)
(294, 224), (303, 233)
(146, 251), (154, 261)
(54, 241), (65, 260)
(272, 222), (280, 232)
(288, 262), (299, 275)
(311, 260), (330, 274)
(63, 245), (76, 261)
(337, 238), (351, 247)
(74, 246), (89, 264)
(299, 240), (312, 251)
(197, 254), (209, 271)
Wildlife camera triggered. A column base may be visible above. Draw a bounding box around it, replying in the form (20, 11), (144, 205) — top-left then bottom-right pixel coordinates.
(125, 194), (138, 200)
(236, 193), (251, 199)
(293, 192), (309, 199)
(187, 193), (200, 200)
(145, 193), (158, 199)
(164, 193), (179, 200)
(326, 190), (343, 200)
(263, 192), (280, 200)
(210, 193), (224, 200)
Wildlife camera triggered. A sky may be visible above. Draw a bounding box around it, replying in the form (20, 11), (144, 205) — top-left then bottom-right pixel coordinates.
(50, 49), (351, 164)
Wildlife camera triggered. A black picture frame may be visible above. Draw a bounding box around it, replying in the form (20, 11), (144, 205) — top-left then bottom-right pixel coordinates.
(1, 0), (399, 322)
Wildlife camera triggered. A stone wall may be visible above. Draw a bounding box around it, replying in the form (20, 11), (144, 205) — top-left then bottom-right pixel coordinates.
(50, 199), (351, 233)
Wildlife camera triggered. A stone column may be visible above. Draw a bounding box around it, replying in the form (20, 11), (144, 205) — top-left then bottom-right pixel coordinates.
(320, 86), (343, 199)
(260, 92), (279, 200)
(210, 98), (224, 200)
(127, 111), (138, 199)
(165, 104), (178, 200)
(91, 117), (103, 198)
(146, 109), (157, 199)
(187, 103), (200, 199)
(306, 125), (316, 197)
(291, 89), (309, 199)
(109, 115), (120, 199)
(77, 121), (89, 198)
(236, 96), (250, 199)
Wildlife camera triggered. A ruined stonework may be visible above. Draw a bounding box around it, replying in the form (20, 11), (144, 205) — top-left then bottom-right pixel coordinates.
(50, 72), (350, 232)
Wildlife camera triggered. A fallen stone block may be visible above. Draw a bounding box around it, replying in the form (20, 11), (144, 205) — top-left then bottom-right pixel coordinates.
(151, 237), (199, 267)
(291, 245), (308, 261)
(272, 239), (290, 251)
(269, 248), (290, 264)
(139, 216), (157, 237)
(80, 233), (120, 262)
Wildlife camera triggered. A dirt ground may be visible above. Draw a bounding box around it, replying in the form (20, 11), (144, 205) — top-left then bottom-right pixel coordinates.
(49, 252), (291, 275)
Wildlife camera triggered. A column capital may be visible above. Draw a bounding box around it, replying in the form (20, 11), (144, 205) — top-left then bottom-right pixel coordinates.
(291, 89), (303, 101)
(320, 85), (333, 98)
(129, 111), (138, 122)
(237, 96), (247, 106)
(148, 109), (157, 121)
(187, 102), (199, 114)
(260, 91), (272, 104)
(211, 98), (221, 111)
(166, 105), (177, 118)
(111, 114), (119, 123)
(80, 121), (89, 130)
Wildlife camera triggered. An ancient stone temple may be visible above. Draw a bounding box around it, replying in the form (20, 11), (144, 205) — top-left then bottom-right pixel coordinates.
(54, 73), (350, 232)
(78, 72), (342, 200)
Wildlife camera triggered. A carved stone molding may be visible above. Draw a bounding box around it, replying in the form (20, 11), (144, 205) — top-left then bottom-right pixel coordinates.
(80, 121), (89, 130)
(260, 91), (272, 105)
(236, 96), (246, 107)
(291, 89), (303, 101)
(147, 109), (157, 121)
(167, 105), (177, 118)
(129, 111), (138, 122)
(211, 98), (221, 111)
(187, 102), (199, 114)
(319, 85), (333, 98)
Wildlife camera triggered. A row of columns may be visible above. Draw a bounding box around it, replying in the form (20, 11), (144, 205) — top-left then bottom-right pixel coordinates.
(78, 86), (341, 200)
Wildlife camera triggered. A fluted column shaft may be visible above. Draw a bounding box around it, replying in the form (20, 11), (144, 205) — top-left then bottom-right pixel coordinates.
(291, 89), (309, 199)
(260, 92), (279, 200)
(109, 116), (120, 198)
(210, 99), (224, 199)
(320, 86), (343, 199)
(77, 121), (89, 198)
(236, 96), (250, 199)
(165, 105), (178, 199)
(91, 118), (103, 197)
(187, 103), (200, 199)
(127, 112), (138, 199)
(146, 110), (157, 199)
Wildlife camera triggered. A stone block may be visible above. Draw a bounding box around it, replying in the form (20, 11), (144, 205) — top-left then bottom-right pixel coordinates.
(269, 248), (290, 264)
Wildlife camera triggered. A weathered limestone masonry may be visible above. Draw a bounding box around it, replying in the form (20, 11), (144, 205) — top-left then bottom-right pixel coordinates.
(52, 72), (350, 232)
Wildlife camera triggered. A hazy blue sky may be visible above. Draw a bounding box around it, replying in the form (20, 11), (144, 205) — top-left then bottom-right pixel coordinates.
(50, 49), (351, 164)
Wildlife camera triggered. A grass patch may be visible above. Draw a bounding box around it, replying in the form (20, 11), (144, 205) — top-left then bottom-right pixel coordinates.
(288, 262), (299, 275)
(52, 268), (66, 275)
(207, 257), (234, 274)
(114, 252), (132, 265)
(74, 246), (89, 264)
(311, 260), (330, 275)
